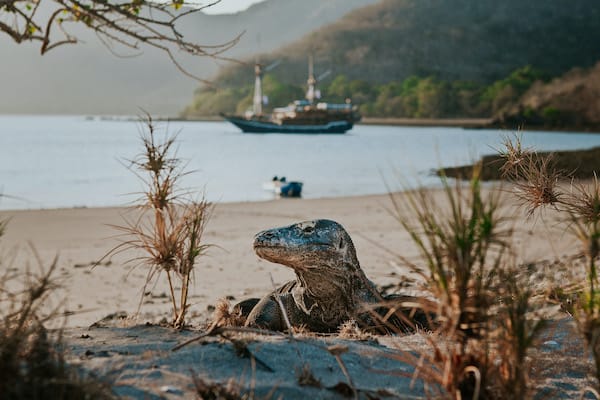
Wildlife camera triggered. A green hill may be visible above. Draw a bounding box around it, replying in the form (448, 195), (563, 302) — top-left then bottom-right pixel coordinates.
(492, 62), (600, 130)
(183, 0), (600, 119)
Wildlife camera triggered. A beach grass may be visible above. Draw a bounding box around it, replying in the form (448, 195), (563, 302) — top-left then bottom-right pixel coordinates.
(106, 114), (212, 329)
(0, 226), (115, 399)
(498, 135), (600, 391)
(386, 164), (546, 399)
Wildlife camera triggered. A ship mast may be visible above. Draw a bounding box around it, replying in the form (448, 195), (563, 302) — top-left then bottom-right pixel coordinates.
(305, 55), (317, 104)
(253, 61), (263, 116)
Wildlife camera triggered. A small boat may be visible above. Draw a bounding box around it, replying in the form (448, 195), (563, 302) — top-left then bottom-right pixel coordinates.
(263, 176), (303, 198)
(222, 58), (360, 134)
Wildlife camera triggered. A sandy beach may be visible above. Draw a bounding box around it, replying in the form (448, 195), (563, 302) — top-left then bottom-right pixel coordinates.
(0, 190), (592, 399)
(0, 190), (579, 328)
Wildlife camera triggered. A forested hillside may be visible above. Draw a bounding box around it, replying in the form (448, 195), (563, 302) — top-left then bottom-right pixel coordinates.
(183, 0), (600, 120)
(494, 62), (600, 130)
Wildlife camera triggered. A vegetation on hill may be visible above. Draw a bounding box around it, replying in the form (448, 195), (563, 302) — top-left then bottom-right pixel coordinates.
(182, 0), (600, 125)
(182, 65), (549, 119)
(492, 62), (600, 130)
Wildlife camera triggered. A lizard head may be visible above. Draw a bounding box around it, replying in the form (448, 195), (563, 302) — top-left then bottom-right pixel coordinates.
(253, 219), (360, 275)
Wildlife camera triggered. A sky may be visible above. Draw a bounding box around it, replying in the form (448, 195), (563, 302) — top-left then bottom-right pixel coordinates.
(202, 0), (266, 14)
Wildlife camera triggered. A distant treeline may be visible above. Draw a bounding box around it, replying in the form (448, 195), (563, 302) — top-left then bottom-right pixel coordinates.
(181, 66), (549, 119)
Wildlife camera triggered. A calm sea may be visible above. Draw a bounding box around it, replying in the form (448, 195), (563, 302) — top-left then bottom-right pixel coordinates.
(2, 115), (600, 210)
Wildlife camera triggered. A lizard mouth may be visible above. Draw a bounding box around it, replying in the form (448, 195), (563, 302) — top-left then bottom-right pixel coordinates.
(254, 242), (333, 251)
(253, 243), (280, 251)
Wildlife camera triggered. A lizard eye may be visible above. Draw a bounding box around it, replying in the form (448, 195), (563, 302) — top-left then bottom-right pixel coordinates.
(338, 237), (344, 248)
(302, 226), (314, 234)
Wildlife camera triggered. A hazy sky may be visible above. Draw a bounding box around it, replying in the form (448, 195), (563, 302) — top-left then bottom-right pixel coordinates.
(202, 0), (266, 14)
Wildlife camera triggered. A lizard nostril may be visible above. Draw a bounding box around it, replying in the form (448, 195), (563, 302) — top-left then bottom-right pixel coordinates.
(255, 231), (275, 246)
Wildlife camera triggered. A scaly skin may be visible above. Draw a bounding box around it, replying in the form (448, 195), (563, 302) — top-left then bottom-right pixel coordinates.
(243, 219), (428, 333)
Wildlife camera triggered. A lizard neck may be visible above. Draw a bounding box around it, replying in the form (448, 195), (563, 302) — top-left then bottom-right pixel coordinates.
(292, 263), (365, 324)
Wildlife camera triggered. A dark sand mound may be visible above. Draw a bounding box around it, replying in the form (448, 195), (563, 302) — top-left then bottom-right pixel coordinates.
(61, 317), (591, 399)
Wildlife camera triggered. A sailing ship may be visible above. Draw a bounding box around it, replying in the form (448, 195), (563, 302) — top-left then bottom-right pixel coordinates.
(221, 58), (360, 134)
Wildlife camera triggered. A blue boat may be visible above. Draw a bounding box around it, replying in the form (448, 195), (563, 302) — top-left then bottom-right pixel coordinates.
(222, 58), (360, 134)
(262, 176), (303, 197)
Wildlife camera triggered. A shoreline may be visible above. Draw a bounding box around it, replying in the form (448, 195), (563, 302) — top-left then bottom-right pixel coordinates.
(170, 115), (493, 128)
(6, 113), (600, 132)
(0, 191), (401, 213)
(358, 116), (492, 128)
(168, 115), (600, 132)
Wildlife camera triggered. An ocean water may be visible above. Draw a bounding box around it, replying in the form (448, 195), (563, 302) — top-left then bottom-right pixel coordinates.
(2, 115), (600, 210)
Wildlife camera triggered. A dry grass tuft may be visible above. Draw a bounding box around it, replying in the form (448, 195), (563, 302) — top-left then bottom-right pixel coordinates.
(493, 267), (546, 398)
(338, 319), (373, 341)
(391, 165), (511, 338)
(499, 133), (563, 216)
(388, 164), (547, 398)
(500, 134), (600, 392)
(212, 298), (246, 328)
(567, 175), (600, 227)
(0, 235), (115, 399)
(361, 294), (437, 335)
(498, 134), (532, 178)
(108, 114), (212, 328)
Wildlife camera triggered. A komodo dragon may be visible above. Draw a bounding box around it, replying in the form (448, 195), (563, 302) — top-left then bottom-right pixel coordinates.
(237, 219), (432, 333)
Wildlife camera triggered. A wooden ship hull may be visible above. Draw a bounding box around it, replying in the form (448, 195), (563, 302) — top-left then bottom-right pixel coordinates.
(221, 114), (354, 134)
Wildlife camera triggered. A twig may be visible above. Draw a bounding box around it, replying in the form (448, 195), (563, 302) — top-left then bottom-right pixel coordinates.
(2, 0), (245, 80)
(327, 345), (358, 400)
(171, 326), (285, 352)
(270, 273), (294, 338)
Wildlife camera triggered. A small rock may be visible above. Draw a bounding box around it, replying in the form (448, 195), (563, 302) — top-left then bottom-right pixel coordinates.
(160, 385), (183, 395)
(85, 350), (111, 358)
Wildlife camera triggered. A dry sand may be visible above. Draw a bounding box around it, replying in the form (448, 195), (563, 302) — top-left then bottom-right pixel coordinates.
(0, 190), (578, 328)
(0, 190), (593, 398)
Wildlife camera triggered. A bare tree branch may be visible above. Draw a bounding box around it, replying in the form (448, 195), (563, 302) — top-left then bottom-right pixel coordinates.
(0, 0), (239, 79)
